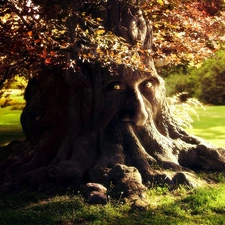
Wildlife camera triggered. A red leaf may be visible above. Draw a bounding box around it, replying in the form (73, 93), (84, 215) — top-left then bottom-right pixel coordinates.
(50, 51), (55, 57)
(28, 31), (32, 37)
(45, 58), (52, 64)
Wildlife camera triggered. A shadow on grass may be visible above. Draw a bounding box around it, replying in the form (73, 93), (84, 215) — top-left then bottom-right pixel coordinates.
(186, 105), (225, 148)
(187, 126), (225, 148)
(0, 130), (25, 147)
(1, 186), (225, 225)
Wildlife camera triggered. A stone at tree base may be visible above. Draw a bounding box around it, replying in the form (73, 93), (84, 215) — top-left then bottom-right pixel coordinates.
(83, 183), (107, 204)
(130, 198), (149, 212)
(172, 172), (206, 188)
(107, 164), (147, 198)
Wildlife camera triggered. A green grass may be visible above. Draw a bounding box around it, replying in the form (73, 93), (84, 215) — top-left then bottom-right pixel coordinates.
(0, 89), (25, 146)
(0, 107), (25, 146)
(186, 105), (225, 148)
(1, 183), (225, 225)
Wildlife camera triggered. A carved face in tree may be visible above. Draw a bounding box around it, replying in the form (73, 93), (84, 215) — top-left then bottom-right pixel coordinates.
(101, 66), (165, 131)
(1, 62), (225, 201)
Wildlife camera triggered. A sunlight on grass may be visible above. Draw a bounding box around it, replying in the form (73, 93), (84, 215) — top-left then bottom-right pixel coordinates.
(0, 108), (25, 146)
(1, 184), (225, 225)
(0, 89), (25, 146)
(0, 89), (25, 108)
(186, 106), (225, 148)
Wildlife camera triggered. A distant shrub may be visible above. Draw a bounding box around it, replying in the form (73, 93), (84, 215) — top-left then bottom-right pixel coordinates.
(163, 50), (225, 105)
(164, 73), (194, 97)
(190, 50), (225, 105)
(161, 66), (194, 97)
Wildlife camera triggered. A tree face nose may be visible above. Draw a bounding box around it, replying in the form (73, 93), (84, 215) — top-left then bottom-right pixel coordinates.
(120, 90), (148, 126)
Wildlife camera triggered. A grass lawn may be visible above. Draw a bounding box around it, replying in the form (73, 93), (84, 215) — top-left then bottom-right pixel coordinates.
(186, 105), (225, 148)
(0, 108), (24, 146)
(0, 89), (25, 146)
(1, 182), (225, 225)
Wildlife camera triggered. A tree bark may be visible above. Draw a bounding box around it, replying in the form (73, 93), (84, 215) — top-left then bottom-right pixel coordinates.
(0, 0), (225, 203)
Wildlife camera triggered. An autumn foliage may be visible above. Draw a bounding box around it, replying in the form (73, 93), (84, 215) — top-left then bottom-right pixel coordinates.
(0, 0), (225, 87)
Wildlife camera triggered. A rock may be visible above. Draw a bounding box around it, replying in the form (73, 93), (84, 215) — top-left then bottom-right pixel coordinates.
(83, 183), (107, 204)
(108, 164), (146, 198)
(131, 198), (149, 211)
(172, 172), (206, 188)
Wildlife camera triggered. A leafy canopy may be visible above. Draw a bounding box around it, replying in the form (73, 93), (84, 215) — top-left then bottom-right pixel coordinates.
(1, 0), (225, 87)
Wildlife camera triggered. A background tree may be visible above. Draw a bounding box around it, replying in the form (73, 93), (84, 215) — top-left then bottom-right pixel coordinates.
(191, 50), (225, 105)
(164, 49), (225, 104)
(1, 0), (225, 204)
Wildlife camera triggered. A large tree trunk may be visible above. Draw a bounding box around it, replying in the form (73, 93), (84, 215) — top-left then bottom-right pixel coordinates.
(0, 0), (225, 204)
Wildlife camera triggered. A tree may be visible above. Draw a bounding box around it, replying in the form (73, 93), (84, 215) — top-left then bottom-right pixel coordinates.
(191, 50), (225, 105)
(1, 0), (225, 204)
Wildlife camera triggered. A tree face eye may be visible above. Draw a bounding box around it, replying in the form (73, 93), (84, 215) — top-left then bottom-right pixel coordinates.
(106, 82), (126, 91)
(112, 84), (122, 90)
(141, 80), (153, 89)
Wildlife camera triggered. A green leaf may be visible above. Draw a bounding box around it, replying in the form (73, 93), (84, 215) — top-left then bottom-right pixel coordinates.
(157, 0), (164, 6)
